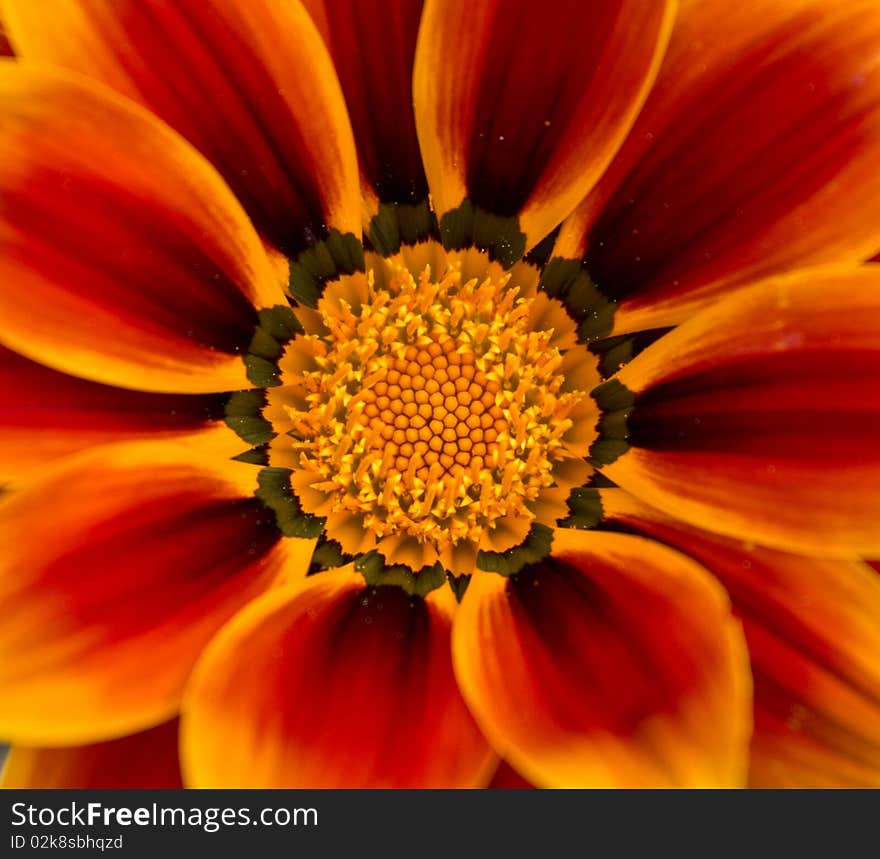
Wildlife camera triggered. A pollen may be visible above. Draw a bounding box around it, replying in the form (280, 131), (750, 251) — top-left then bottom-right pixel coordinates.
(269, 247), (599, 574)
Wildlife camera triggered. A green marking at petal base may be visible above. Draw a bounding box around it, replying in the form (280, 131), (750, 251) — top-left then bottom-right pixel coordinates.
(256, 304), (303, 340)
(593, 377), (636, 412)
(231, 446), (269, 466)
(224, 389), (274, 446)
(524, 225), (560, 268)
(354, 551), (447, 597)
(438, 199), (526, 268)
(476, 522), (554, 576)
(559, 487), (604, 530)
(539, 257), (616, 342)
(243, 304), (305, 388)
(247, 326), (283, 362)
(446, 572), (471, 602)
(367, 200), (437, 256)
(590, 328), (671, 378)
(309, 537), (352, 574)
(589, 438), (630, 466)
(255, 467), (325, 539)
(586, 472), (618, 489)
(244, 354), (281, 388)
(588, 378), (636, 467)
(288, 230), (365, 307)
(591, 333), (638, 379)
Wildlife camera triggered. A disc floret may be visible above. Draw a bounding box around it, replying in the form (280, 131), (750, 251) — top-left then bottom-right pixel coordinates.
(268, 248), (598, 573)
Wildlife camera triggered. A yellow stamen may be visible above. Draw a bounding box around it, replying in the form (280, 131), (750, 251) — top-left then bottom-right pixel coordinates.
(270, 249), (599, 573)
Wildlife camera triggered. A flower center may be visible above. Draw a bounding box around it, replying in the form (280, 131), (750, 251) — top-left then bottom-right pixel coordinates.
(268, 246), (599, 574)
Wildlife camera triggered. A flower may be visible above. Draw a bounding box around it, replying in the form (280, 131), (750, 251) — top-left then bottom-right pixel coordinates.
(1, 0), (880, 789)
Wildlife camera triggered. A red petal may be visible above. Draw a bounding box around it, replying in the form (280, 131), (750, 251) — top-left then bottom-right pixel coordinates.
(604, 267), (880, 557)
(304, 0), (427, 206)
(555, 0), (880, 332)
(453, 531), (751, 787)
(602, 490), (880, 787)
(0, 344), (241, 487)
(414, 0), (674, 249)
(0, 441), (314, 744)
(2, 720), (182, 788)
(0, 64), (285, 394)
(181, 571), (495, 787)
(4, 0), (360, 255)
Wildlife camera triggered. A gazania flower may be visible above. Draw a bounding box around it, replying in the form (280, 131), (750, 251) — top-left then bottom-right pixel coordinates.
(2, 0), (880, 790)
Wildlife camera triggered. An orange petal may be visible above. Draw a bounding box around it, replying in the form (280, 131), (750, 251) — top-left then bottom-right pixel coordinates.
(181, 571), (496, 787)
(555, 0), (880, 333)
(0, 344), (243, 488)
(603, 267), (880, 558)
(413, 0), (674, 251)
(303, 0), (427, 208)
(4, 0), (360, 255)
(0, 63), (285, 394)
(601, 489), (880, 788)
(0, 441), (315, 745)
(452, 531), (751, 787)
(2, 720), (182, 788)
